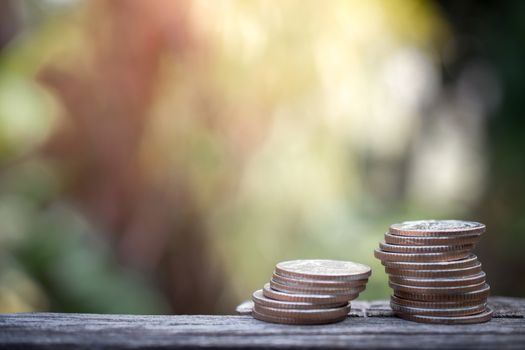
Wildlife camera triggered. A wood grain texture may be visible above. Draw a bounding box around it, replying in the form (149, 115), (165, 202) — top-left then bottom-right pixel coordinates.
(0, 297), (523, 349)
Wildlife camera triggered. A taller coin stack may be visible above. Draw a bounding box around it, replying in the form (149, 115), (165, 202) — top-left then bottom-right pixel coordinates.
(374, 220), (492, 324)
(251, 260), (371, 324)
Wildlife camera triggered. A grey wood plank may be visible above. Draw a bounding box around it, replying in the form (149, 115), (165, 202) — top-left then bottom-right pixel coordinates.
(0, 297), (523, 349)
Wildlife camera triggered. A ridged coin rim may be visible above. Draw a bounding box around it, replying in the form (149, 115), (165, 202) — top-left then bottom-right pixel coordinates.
(388, 272), (486, 287)
(390, 300), (487, 316)
(393, 283), (490, 301)
(384, 232), (481, 246)
(253, 303), (350, 319)
(390, 295), (488, 308)
(252, 289), (347, 310)
(389, 280), (486, 294)
(389, 220), (485, 237)
(394, 307), (493, 324)
(272, 272), (368, 288)
(384, 262), (482, 278)
(379, 241), (475, 254)
(270, 279), (366, 296)
(381, 254), (478, 270)
(374, 249), (471, 262)
(275, 260), (371, 281)
(263, 283), (356, 304)
(252, 309), (348, 325)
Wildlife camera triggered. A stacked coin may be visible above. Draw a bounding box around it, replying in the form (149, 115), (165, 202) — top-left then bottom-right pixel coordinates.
(375, 220), (492, 324)
(251, 259), (371, 324)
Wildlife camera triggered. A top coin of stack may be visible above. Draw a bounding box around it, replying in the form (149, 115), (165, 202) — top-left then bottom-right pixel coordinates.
(251, 259), (371, 324)
(374, 220), (492, 324)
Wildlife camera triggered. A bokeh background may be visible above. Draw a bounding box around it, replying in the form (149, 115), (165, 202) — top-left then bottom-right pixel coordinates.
(0, 0), (523, 315)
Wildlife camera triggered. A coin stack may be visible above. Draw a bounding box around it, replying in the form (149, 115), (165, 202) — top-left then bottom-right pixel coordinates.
(374, 220), (492, 324)
(250, 259), (371, 324)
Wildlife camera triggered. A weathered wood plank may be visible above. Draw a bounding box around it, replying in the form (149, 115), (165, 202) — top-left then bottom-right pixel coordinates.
(0, 297), (523, 349)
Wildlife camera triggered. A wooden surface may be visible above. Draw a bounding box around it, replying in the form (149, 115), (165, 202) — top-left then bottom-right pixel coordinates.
(0, 297), (523, 349)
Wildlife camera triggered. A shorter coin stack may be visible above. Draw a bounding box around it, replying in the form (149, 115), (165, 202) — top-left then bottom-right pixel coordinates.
(251, 259), (371, 324)
(375, 220), (492, 324)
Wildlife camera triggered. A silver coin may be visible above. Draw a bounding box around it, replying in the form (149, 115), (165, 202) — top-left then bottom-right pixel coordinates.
(390, 220), (485, 237)
(253, 303), (350, 319)
(390, 295), (487, 308)
(381, 254), (478, 270)
(272, 272), (368, 288)
(389, 280), (486, 294)
(384, 232), (481, 246)
(252, 309), (348, 325)
(236, 300), (254, 315)
(395, 307), (493, 324)
(263, 283), (356, 304)
(393, 283), (490, 301)
(252, 289), (347, 310)
(390, 300), (487, 317)
(384, 262), (483, 278)
(374, 248), (471, 262)
(269, 279), (365, 296)
(275, 260), (371, 281)
(379, 241), (474, 253)
(388, 272), (486, 287)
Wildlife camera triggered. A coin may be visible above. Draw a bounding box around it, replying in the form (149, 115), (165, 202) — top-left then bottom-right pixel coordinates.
(236, 300), (254, 315)
(263, 283), (355, 304)
(275, 260), (371, 281)
(252, 289), (347, 310)
(253, 303), (350, 319)
(374, 249), (471, 262)
(390, 295), (487, 308)
(250, 259), (370, 324)
(394, 307), (493, 324)
(388, 272), (486, 287)
(381, 254), (478, 270)
(389, 220), (485, 237)
(393, 283), (490, 301)
(377, 220), (491, 324)
(389, 280), (486, 294)
(390, 301), (487, 317)
(269, 279), (365, 296)
(379, 241), (474, 253)
(384, 262), (483, 278)
(384, 232), (481, 246)
(252, 309), (348, 325)
(272, 272), (368, 289)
